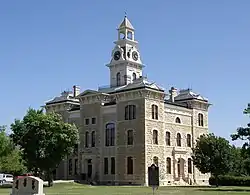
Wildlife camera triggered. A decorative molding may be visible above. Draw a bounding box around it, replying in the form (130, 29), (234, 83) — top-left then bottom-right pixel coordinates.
(165, 108), (192, 117)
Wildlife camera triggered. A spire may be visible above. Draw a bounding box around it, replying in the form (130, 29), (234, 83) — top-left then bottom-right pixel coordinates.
(118, 14), (134, 30)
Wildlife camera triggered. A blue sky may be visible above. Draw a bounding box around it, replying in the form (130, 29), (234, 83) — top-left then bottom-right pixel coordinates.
(1, 0), (250, 145)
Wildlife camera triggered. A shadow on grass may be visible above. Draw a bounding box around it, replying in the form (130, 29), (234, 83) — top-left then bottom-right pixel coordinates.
(197, 188), (250, 192)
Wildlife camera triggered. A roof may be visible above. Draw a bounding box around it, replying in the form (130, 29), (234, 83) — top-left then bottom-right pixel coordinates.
(175, 89), (208, 102)
(98, 77), (165, 94)
(118, 16), (134, 30)
(164, 100), (190, 109)
(45, 91), (79, 105)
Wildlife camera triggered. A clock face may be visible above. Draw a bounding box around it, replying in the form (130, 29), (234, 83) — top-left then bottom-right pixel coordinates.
(132, 51), (138, 61)
(114, 51), (121, 61)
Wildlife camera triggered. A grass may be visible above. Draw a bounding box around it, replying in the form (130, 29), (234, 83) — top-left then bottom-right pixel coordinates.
(2, 183), (250, 195)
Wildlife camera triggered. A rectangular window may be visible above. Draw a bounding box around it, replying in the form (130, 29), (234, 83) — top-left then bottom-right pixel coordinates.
(104, 158), (108, 174)
(85, 132), (89, 148)
(127, 157), (133, 174)
(68, 159), (72, 176)
(127, 130), (133, 145)
(111, 128), (115, 146)
(91, 117), (96, 124)
(74, 159), (78, 175)
(85, 118), (89, 125)
(91, 131), (96, 147)
(105, 129), (110, 146)
(111, 157), (115, 174)
(166, 158), (171, 174)
(125, 106), (128, 120)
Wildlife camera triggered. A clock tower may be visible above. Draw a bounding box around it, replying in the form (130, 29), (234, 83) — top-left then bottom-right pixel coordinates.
(106, 15), (145, 87)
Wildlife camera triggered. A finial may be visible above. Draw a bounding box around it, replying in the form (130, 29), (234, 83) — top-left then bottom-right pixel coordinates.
(125, 11), (127, 18)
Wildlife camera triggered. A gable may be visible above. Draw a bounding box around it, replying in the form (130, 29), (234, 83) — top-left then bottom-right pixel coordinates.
(77, 89), (99, 97)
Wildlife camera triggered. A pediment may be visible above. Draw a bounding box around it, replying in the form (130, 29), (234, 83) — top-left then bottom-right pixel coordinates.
(77, 89), (99, 97)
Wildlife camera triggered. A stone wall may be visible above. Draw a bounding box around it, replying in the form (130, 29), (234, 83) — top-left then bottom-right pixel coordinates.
(115, 97), (146, 185)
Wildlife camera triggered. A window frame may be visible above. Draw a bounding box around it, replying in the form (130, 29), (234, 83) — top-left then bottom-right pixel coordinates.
(111, 157), (115, 175)
(187, 134), (191, 147)
(151, 104), (158, 120)
(125, 105), (136, 120)
(127, 130), (134, 145)
(105, 123), (115, 147)
(153, 130), (158, 145)
(166, 157), (171, 174)
(166, 131), (171, 146)
(127, 156), (133, 175)
(176, 133), (181, 147)
(198, 113), (204, 127)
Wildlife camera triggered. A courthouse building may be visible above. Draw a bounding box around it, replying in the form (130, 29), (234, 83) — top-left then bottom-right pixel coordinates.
(44, 16), (211, 186)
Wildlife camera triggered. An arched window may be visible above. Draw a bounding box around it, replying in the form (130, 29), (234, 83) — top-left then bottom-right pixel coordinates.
(105, 123), (115, 146)
(116, 72), (121, 86)
(166, 131), (171, 146)
(91, 131), (96, 147)
(177, 133), (181, 147)
(188, 158), (192, 174)
(153, 156), (158, 166)
(187, 134), (191, 147)
(85, 132), (89, 148)
(125, 105), (136, 120)
(132, 73), (136, 81)
(175, 117), (181, 123)
(166, 157), (171, 174)
(127, 31), (133, 40)
(153, 130), (158, 144)
(198, 113), (204, 127)
(151, 104), (158, 120)
(127, 157), (133, 174)
(127, 130), (133, 145)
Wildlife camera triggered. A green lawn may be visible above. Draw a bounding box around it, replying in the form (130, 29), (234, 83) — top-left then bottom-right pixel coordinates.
(2, 183), (250, 195)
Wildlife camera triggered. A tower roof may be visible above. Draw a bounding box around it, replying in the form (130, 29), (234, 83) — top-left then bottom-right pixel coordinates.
(118, 16), (134, 30)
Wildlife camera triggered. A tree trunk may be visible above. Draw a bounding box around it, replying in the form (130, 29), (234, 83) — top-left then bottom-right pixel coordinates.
(215, 175), (219, 187)
(47, 171), (54, 187)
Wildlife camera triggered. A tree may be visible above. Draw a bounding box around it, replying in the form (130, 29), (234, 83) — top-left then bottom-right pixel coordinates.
(231, 103), (250, 175)
(10, 108), (79, 186)
(192, 133), (232, 186)
(228, 146), (246, 176)
(0, 125), (26, 175)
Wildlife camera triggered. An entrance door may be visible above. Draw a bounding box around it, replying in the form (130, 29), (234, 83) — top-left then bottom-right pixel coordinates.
(177, 159), (181, 176)
(87, 159), (92, 179)
(177, 158), (185, 178)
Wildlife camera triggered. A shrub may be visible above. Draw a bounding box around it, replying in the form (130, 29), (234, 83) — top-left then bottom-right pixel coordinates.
(209, 175), (250, 186)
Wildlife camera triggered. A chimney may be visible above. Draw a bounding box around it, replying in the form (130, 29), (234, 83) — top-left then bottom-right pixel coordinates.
(73, 85), (80, 97)
(169, 87), (177, 102)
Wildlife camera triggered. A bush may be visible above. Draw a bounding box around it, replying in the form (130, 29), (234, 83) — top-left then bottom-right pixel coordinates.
(209, 175), (250, 186)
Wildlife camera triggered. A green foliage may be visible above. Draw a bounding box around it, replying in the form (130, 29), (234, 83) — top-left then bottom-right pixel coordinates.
(0, 125), (26, 175)
(209, 175), (250, 186)
(10, 108), (79, 177)
(192, 133), (233, 178)
(0, 126), (12, 157)
(228, 146), (248, 176)
(0, 148), (27, 175)
(231, 103), (250, 175)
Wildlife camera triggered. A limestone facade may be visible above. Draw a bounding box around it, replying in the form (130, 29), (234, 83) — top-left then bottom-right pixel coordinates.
(43, 16), (211, 186)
